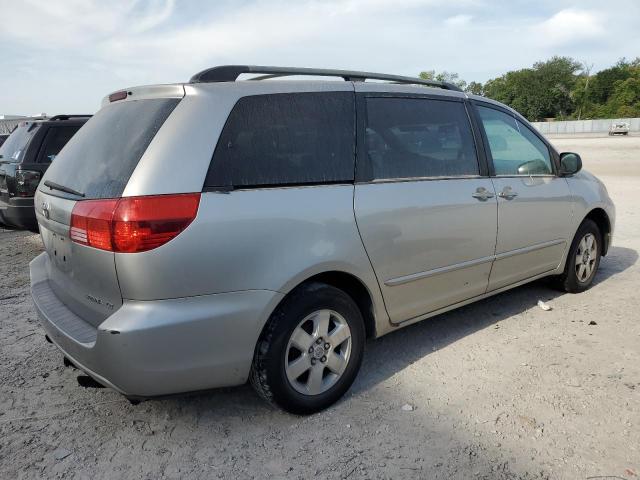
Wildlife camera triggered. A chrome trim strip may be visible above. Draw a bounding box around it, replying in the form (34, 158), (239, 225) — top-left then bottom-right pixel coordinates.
(385, 255), (495, 287)
(384, 239), (566, 287)
(492, 175), (556, 178)
(355, 175), (485, 186)
(494, 239), (565, 261)
(391, 267), (561, 326)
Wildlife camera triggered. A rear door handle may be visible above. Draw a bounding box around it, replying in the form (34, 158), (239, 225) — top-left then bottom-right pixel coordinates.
(498, 187), (518, 200)
(471, 187), (495, 201)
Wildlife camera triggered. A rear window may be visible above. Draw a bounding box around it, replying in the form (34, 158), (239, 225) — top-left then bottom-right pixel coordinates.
(364, 98), (479, 180)
(43, 98), (179, 199)
(0, 124), (38, 163)
(205, 92), (355, 189)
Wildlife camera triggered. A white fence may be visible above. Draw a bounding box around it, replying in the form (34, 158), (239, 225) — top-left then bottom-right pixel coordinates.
(532, 118), (640, 135)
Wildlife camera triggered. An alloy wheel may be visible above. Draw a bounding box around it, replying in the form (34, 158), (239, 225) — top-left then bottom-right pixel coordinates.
(285, 309), (352, 395)
(575, 233), (598, 283)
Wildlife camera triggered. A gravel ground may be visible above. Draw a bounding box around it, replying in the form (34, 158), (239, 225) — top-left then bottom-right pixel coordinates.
(1, 134), (639, 480)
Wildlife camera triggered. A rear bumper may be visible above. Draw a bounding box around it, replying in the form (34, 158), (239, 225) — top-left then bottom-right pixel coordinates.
(30, 252), (284, 397)
(0, 196), (36, 229)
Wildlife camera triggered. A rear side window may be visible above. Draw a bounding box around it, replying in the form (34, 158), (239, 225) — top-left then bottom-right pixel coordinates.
(364, 98), (479, 180)
(43, 98), (179, 199)
(36, 126), (80, 163)
(0, 124), (38, 163)
(205, 92), (355, 188)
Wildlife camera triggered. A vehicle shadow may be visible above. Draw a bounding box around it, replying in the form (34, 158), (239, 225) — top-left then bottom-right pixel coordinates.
(592, 245), (638, 285)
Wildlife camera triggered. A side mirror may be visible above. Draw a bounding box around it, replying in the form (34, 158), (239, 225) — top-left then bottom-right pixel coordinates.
(559, 152), (582, 176)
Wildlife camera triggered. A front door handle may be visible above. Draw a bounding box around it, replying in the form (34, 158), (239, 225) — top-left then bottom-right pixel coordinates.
(498, 187), (518, 200)
(471, 187), (495, 201)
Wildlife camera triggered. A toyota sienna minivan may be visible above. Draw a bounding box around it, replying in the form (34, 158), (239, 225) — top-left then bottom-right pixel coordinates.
(30, 66), (615, 413)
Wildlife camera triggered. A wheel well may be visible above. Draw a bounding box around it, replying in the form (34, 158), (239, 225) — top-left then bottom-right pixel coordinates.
(298, 272), (376, 339)
(584, 208), (611, 255)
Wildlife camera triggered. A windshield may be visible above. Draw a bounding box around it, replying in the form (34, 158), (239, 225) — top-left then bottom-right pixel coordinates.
(0, 124), (38, 162)
(42, 98), (180, 199)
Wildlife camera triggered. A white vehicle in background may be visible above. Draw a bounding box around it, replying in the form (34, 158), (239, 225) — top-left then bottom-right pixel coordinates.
(609, 122), (630, 136)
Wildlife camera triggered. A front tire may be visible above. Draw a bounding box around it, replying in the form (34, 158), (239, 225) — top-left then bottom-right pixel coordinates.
(553, 219), (602, 293)
(250, 283), (365, 414)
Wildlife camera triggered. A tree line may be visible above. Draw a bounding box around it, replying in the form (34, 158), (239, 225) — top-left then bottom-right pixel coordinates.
(420, 57), (640, 122)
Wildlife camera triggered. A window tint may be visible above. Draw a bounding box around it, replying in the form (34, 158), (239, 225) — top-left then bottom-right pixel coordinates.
(477, 106), (553, 176)
(44, 98), (179, 199)
(205, 92), (355, 188)
(364, 98), (478, 180)
(0, 124), (38, 163)
(37, 126), (80, 163)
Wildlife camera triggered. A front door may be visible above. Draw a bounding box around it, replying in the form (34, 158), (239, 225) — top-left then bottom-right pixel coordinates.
(474, 103), (573, 291)
(353, 93), (498, 323)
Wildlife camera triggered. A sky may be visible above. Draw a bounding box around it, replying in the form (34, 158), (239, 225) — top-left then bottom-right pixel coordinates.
(1, 0), (639, 115)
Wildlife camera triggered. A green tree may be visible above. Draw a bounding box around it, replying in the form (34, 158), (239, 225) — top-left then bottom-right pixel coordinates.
(481, 56), (581, 120)
(465, 81), (484, 95)
(587, 58), (635, 104)
(534, 56), (582, 118)
(419, 70), (467, 90)
(606, 77), (640, 117)
(417, 57), (640, 121)
(571, 58), (640, 119)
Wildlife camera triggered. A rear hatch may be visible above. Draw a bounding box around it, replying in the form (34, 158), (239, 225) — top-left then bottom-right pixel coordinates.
(0, 123), (39, 203)
(35, 87), (183, 326)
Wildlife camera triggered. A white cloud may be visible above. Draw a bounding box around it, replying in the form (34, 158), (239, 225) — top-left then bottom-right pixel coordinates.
(532, 8), (605, 47)
(130, 0), (176, 33)
(445, 14), (473, 26)
(1, 0), (639, 114)
(0, 0), (174, 48)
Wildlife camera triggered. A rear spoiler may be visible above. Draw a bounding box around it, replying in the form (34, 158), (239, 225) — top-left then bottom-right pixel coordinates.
(101, 84), (185, 107)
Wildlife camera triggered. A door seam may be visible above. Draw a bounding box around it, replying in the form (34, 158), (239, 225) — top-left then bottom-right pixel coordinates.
(351, 184), (393, 324)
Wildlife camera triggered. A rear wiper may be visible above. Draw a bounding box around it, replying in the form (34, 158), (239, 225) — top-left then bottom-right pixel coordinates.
(43, 180), (85, 197)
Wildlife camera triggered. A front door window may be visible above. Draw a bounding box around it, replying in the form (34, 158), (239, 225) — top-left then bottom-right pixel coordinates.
(477, 106), (553, 176)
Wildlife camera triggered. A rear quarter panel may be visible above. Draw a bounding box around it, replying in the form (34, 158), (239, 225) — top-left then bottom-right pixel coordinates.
(115, 185), (391, 334)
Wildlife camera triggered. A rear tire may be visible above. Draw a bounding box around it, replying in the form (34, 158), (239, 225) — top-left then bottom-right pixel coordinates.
(553, 219), (601, 293)
(250, 282), (365, 414)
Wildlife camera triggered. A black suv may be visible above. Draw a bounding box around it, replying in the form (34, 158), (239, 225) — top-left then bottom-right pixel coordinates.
(0, 115), (90, 230)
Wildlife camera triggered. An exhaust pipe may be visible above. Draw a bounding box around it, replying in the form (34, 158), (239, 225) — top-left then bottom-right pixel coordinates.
(77, 375), (105, 389)
(63, 356), (77, 369)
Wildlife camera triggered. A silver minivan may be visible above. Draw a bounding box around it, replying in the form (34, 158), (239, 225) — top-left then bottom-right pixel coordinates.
(30, 66), (615, 413)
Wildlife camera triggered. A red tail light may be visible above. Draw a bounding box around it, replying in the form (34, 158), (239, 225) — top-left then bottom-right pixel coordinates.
(70, 199), (118, 250)
(70, 194), (200, 253)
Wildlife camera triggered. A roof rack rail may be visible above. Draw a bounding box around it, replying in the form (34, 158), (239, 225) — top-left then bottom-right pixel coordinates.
(189, 65), (463, 92)
(48, 114), (92, 121)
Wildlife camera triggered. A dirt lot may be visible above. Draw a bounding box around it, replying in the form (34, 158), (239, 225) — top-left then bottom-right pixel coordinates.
(1, 134), (639, 480)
